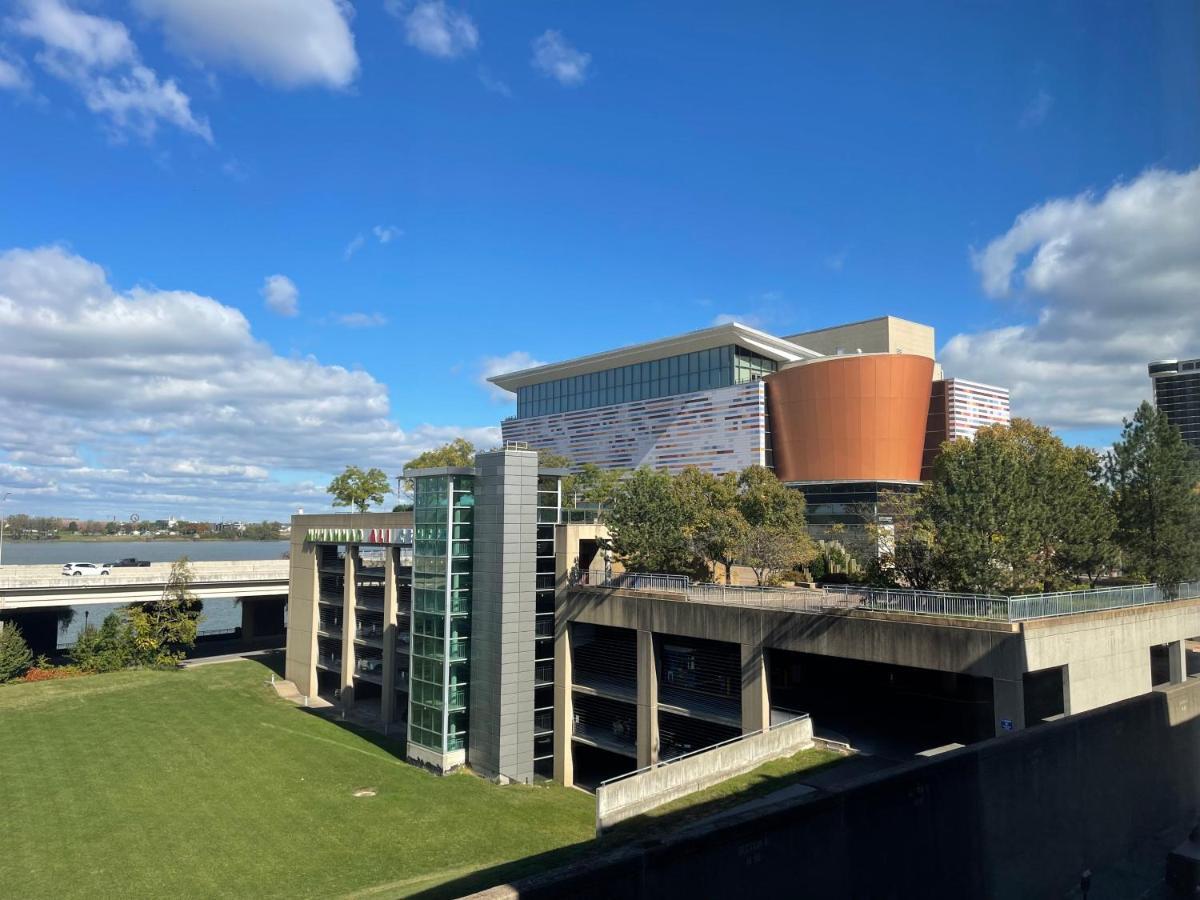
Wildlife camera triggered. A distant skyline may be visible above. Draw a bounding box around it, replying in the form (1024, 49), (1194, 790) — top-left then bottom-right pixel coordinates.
(1, 1), (1198, 519)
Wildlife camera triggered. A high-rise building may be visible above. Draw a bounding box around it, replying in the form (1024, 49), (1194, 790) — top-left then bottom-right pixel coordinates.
(1149, 358), (1200, 450)
(284, 446), (564, 782)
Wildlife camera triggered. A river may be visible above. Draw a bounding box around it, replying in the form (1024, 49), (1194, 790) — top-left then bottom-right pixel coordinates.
(0, 540), (290, 649)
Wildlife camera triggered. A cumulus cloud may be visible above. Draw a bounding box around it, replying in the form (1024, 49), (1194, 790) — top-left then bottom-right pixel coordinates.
(942, 166), (1200, 429)
(712, 313), (765, 328)
(392, 1), (479, 59)
(260, 274), (298, 316)
(0, 245), (499, 518)
(131, 0), (358, 89)
(479, 350), (546, 402)
(531, 30), (590, 86)
(336, 312), (387, 328)
(10, 0), (210, 142)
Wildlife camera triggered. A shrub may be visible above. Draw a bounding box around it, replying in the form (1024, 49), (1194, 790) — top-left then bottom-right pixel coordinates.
(0, 623), (34, 683)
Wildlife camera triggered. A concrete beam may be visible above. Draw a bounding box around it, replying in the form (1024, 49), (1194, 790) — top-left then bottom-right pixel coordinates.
(553, 619), (574, 786)
(1169, 640), (1187, 685)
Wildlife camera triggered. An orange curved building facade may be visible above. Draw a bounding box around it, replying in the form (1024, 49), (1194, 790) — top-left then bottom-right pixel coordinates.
(766, 353), (935, 483)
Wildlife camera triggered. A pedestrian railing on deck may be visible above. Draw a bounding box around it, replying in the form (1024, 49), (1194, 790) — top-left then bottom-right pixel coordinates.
(569, 567), (1200, 624)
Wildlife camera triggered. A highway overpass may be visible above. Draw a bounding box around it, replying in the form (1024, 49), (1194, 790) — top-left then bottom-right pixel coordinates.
(0, 560), (290, 611)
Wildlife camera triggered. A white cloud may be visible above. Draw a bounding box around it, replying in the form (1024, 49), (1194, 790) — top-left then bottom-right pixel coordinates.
(393, 1), (479, 60)
(260, 274), (298, 316)
(477, 64), (511, 98)
(479, 350), (545, 402)
(1020, 89), (1054, 128)
(344, 225), (402, 260)
(10, 0), (211, 142)
(942, 166), (1200, 429)
(131, 0), (358, 90)
(0, 53), (31, 91)
(336, 312), (387, 328)
(343, 233), (366, 260)
(531, 30), (590, 86)
(712, 313), (765, 329)
(0, 245), (499, 518)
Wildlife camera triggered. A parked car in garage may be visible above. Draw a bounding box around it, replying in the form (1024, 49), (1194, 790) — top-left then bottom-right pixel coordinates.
(62, 562), (111, 576)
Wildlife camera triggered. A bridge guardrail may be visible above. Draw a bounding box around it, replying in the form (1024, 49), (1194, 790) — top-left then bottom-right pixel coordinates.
(0, 562), (289, 591)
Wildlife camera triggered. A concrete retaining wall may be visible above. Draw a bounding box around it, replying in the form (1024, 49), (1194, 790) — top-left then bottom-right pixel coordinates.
(464, 680), (1200, 900)
(596, 716), (814, 831)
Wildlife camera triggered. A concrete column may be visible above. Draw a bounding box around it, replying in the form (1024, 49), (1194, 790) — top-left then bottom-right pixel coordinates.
(381, 548), (398, 729)
(741, 642), (770, 733)
(340, 547), (358, 707)
(553, 619), (574, 786)
(1169, 640), (1187, 685)
(637, 630), (659, 769)
(284, 543), (320, 699)
(240, 599), (256, 642)
(993, 677), (1026, 735)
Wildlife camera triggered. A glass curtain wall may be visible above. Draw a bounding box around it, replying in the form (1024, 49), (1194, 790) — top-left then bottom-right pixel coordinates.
(410, 474), (475, 756)
(515, 344), (778, 418)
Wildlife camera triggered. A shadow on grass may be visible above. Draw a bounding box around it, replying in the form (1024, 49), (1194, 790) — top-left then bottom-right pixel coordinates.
(408, 753), (852, 900)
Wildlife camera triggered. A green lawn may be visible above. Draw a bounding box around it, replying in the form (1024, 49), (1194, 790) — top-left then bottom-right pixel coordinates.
(0, 661), (594, 899)
(0, 661), (847, 898)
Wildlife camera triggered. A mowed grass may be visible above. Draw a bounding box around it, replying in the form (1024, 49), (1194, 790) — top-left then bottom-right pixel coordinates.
(0, 661), (595, 899)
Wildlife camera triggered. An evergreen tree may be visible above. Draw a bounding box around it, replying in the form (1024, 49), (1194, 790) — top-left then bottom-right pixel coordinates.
(1107, 401), (1200, 591)
(0, 622), (33, 683)
(70, 613), (132, 673)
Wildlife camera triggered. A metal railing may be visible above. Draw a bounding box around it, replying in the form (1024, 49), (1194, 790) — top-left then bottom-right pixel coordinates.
(572, 568), (1200, 624)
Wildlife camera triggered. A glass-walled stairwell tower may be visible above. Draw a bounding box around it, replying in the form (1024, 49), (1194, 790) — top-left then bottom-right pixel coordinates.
(409, 471), (475, 770)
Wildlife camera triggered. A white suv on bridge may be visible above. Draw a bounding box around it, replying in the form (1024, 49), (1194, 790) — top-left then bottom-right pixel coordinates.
(62, 562), (111, 577)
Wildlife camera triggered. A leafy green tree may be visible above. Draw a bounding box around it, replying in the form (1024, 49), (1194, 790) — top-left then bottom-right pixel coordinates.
(563, 463), (625, 512)
(70, 613), (132, 673)
(739, 524), (812, 586)
(126, 558), (203, 667)
(675, 468), (746, 583)
(605, 468), (709, 579)
(402, 438), (477, 491)
(536, 449), (572, 469)
(926, 419), (1115, 593)
(863, 488), (940, 590)
(737, 465), (808, 530)
(327, 465), (391, 513)
(1107, 401), (1200, 591)
(0, 622), (33, 683)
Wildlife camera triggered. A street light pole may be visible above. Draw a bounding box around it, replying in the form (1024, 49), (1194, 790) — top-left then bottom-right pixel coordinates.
(0, 492), (11, 568)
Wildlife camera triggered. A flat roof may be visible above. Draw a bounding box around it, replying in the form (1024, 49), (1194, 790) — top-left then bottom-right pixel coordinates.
(486, 321), (822, 393)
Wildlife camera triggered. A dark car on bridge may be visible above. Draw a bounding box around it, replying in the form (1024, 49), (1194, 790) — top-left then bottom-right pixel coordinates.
(106, 558), (152, 567)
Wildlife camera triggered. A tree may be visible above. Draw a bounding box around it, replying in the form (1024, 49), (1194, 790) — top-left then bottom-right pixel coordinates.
(125, 557), (203, 667)
(1107, 402), (1200, 591)
(563, 463), (625, 513)
(739, 525), (812, 586)
(923, 419), (1113, 593)
(0, 622), (33, 683)
(327, 465), (391, 513)
(536, 449), (572, 469)
(70, 613), (132, 673)
(604, 468), (709, 580)
(402, 438), (477, 492)
(675, 468), (746, 583)
(863, 488), (940, 590)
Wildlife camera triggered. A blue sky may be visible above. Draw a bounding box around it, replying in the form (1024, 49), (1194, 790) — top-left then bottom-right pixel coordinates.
(0, 0), (1197, 519)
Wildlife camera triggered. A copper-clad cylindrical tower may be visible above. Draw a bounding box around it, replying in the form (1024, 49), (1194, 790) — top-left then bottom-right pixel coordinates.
(766, 353), (934, 483)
